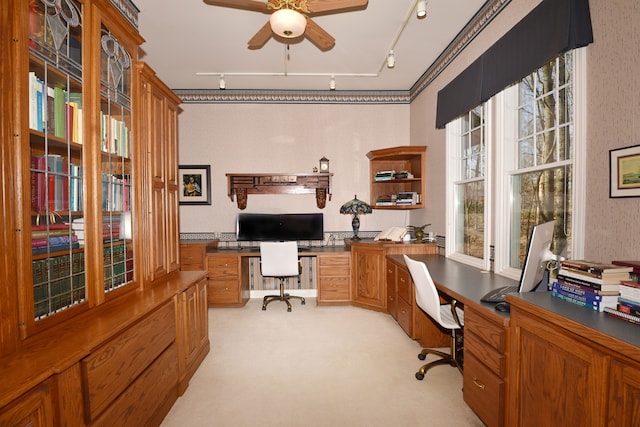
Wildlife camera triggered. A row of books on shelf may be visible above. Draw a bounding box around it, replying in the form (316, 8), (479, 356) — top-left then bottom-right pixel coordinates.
(100, 112), (131, 158)
(29, 73), (83, 144)
(374, 170), (414, 181)
(33, 250), (86, 319)
(375, 192), (421, 206)
(550, 259), (640, 325)
(101, 174), (131, 211)
(30, 154), (83, 212)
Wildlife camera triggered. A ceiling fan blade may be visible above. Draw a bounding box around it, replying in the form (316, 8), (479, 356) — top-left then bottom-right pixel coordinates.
(203, 0), (269, 13)
(306, 0), (368, 15)
(304, 18), (335, 51)
(248, 21), (273, 49)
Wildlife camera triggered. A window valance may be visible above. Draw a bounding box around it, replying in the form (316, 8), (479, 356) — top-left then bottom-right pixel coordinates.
(435, 0), (593, 129)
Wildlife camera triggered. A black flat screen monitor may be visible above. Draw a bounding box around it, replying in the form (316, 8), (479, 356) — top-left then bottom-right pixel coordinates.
(236, 213), (324, 242)
(518, 220), (556, 293)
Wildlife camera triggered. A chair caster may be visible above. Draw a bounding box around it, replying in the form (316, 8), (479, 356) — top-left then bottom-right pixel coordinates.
(262, 306), (267, 311)
(287, 307), (291, 312)
(418, 353), (426, 361)
(301, 300), (306, 305)
(415, 372), (424, 380)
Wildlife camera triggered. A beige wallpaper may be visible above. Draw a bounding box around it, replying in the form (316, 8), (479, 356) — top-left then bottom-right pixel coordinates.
(178, 0), (640, 261)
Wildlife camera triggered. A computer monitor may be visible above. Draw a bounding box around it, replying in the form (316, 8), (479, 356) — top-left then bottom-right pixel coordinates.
(518, 220), (556, 293)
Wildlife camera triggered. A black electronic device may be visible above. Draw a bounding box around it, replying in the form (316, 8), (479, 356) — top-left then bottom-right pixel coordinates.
(481, 220), (556, 303)
(236, 213), (324, 242)
(494, 302), (511, 313)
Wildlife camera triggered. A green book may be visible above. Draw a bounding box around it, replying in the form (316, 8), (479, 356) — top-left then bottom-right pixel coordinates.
(53, 87), (66, 139)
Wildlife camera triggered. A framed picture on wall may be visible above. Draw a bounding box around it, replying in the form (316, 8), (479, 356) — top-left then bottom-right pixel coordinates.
(610, 144), (640, 198)
(179, 165), (211, 205)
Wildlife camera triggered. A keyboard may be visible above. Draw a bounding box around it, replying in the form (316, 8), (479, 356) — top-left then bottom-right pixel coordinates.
(480, 285), (520, 303)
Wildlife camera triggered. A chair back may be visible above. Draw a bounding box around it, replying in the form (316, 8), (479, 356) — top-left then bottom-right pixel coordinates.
(260, 241), (300, 277)
(403, 255), (444, 324)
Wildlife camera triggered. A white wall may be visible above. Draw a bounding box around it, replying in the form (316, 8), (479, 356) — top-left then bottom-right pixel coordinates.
(178, 102), (412, 236)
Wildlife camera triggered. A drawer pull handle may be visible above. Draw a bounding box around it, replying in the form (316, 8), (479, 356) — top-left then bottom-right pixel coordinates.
(399, 278), (406, 283)
(473, 378), (486, 390)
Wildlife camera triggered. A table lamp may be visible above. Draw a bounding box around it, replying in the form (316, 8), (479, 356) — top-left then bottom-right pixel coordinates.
(340, 195), (372, 240)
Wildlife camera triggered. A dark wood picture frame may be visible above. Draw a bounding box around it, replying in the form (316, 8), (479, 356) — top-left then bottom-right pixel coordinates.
(610, 145), (640, 198)
(179, 165), (211, 205)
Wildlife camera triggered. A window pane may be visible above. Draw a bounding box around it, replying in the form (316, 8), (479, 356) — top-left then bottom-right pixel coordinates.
(455, 181), (485, 258)
(509, 166), (572, 268)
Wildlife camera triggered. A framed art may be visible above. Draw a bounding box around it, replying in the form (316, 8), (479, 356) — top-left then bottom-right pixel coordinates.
(179, 165), (211, 205)
(610, 144), (640, 198)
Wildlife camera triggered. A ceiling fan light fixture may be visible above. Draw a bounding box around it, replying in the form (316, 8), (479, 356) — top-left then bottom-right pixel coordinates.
(417, 0), (427, 19)
(269, 8), (307, 38)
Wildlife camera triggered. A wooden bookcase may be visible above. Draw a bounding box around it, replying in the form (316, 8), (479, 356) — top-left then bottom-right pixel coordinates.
(366, 146), (427, 209)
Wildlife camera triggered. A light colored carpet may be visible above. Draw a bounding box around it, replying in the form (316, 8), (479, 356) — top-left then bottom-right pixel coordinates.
(161, 298), (484, 427)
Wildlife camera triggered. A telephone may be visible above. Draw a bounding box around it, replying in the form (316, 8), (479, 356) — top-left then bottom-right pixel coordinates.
(374, 226), (407, 242)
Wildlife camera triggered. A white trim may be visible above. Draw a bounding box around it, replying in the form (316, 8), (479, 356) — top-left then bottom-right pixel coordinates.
(571, 47), (587, 260)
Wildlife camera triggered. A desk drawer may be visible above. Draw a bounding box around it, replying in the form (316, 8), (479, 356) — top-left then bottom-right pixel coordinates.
(318, 254), (350, 276)
(82, 301), (175, 422)
(465, 331), (505, 377)
(396, 296), (412, 336)
(396, 268), (412, 302)
(180, 245), (205, 270)
(465, 306), (506, 353)
(319, 277), (350, 300)
(464, 351), (504, 427)
(207, 256), (238, 279)
(208, 280), (240, 304)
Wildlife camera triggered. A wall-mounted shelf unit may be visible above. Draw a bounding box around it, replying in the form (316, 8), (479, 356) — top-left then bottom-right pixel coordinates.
(366, 146), (426, 210)
(226, 173), (332, 209)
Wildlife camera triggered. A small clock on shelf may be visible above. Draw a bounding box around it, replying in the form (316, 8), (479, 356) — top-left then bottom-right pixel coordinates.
(319, 157), (330, 173)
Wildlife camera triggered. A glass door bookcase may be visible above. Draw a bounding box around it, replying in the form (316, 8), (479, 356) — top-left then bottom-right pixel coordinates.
(18, 0), (140, 337)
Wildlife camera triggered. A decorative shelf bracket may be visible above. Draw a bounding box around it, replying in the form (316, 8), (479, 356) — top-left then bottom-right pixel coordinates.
(226, 173), (333, 210)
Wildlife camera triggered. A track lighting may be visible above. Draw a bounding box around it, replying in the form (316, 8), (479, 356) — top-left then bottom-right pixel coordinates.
(387, 51), (395, 68)
(417, 0), (427, 19)
(329, 75), (336, 90)
(219, 74), (226, 90)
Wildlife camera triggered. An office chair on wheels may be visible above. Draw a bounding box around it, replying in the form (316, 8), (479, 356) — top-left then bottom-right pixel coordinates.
(260, 241), (305, 312)
(403, 255), (464, 380)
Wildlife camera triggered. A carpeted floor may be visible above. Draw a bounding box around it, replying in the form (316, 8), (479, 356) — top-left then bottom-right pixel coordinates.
(160, 298), (484, 427)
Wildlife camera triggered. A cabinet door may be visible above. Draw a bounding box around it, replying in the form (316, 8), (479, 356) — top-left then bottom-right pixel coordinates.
(351, 245), (386, 310)
(509, 313), (609, 426)
(0, 382), (54, 427)
(608, 359), (640, 426)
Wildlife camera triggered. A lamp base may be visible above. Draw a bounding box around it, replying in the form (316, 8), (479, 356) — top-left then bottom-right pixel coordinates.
(351, 214), (361, 241)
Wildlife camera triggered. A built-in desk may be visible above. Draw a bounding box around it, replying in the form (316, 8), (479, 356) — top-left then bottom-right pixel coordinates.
(389, 254), (515, 427)
(205, 246), (351, 307)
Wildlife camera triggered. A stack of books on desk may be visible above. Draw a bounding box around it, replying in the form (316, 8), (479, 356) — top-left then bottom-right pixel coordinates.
(603, 278), (640, 325)
(551, 260), (631, 312)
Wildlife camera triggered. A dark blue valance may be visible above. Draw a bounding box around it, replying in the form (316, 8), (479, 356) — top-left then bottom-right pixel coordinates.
(436, 0), (593, 129)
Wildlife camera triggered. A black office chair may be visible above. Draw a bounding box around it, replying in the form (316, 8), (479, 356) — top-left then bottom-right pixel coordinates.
(260, 241), (305, 312)
(404, 255), (464, 380)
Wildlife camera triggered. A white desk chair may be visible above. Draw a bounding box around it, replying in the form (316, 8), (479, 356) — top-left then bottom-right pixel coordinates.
(260, 241), (305, 312)
(403, 255), (464, 380)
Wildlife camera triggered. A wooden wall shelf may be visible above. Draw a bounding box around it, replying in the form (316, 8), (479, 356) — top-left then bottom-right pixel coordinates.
(226, 173), (332, 209)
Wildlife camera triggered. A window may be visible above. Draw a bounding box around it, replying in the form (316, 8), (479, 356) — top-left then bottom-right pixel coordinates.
(447, 50), (586, 277)
(446, 105), (491, 269)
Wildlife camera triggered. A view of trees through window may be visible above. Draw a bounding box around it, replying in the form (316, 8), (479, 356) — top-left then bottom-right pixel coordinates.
(510, 52), (573, 268)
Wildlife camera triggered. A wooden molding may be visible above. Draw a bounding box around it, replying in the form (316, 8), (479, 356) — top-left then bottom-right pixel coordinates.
(226, 173), (332, 209)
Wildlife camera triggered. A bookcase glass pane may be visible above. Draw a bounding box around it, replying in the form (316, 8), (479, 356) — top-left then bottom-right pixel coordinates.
(28, 0), (86, 320)
(100, 25), (134, 293)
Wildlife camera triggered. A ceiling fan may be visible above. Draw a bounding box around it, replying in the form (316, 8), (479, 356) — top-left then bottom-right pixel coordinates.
(203, 0), (369, 51)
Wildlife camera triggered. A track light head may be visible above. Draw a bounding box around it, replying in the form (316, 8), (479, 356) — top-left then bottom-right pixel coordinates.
(219, 74), (226, 90)
(387, 51), (395, 68)
(417, 0), (427, 19)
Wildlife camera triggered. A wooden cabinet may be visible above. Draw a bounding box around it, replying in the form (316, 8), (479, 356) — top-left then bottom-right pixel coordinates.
(463, 305), (509, 427)
(180, 239), (219, 271)
(0, 382), (54, 427)
(176, 276), (210, 394)
(317, 252), (351, 304)
(349, 240), (436, 312)
(135, 62), (182, 284)
(206, 253), (250, 307)
(507, 295), (640, 427)
(387, 256), (451, 348)
(366, 146), (426, 209)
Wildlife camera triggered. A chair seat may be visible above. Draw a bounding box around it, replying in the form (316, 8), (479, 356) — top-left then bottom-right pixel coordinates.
(438, 304), (464, 330)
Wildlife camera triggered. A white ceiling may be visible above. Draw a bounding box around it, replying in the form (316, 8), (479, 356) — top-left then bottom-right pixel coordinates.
(133, 0), (487, 91)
